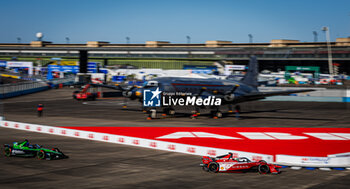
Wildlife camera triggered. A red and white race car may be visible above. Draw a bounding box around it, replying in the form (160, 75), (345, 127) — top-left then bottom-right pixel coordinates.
(200, 152), (281, 174)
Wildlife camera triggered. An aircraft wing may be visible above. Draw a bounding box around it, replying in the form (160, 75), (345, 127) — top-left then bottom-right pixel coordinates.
(234, 89), (315, 103)
(89, 83), (122, 90)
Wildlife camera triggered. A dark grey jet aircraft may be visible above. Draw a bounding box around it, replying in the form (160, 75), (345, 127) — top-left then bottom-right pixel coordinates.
(89, 56), (314, 118)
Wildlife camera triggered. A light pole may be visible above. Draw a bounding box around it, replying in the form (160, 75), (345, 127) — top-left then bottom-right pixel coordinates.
(126, 37), (130, 44)
(65, 37), (70, 44)
(248, 34), (253, 43)
(322, 26), (333, 77)
(313, 31), (318, 42)
(17, 37), (21, 43)
(186, 36), (191, 44)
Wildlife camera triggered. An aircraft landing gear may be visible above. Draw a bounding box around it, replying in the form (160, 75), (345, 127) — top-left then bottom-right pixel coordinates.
(228, 105), (233, 113)
(211, 111), (223, 119)
(210, 106), (222, 119)
(147, 109), (157, 120)
(190, 110), (199, 119)
(164, 108), (176, 116)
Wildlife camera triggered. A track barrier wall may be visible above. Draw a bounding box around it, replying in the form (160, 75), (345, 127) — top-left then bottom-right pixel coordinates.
(0, 81), (49, 99)
(1, 120), (350, 170)
(260, 87), (350, 102)
(0, 121), (273, 163)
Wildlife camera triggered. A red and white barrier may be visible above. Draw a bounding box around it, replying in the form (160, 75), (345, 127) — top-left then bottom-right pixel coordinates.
(276, 154), (350, 168)
(0, 121), (273, 163)
(1, 120), (350, 168)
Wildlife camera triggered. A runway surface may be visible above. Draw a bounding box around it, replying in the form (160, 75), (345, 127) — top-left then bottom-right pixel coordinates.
(2, 88), (350, 127)
(1, 88), (350, 188)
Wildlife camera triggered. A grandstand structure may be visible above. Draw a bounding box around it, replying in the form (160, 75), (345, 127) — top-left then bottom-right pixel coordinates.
(0, 38), (350, 74)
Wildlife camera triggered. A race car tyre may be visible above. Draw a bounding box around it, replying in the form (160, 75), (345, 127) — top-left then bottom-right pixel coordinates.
(208, 162), (219, 173)
(259, 160), (267, 164)
(258, 164), (270, 174)
(4, 147), (12, 157)
(37, 150), (46, 160)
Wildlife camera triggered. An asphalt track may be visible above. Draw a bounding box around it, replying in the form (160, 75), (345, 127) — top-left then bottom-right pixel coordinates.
(1, 127), (350, 189)
(1, 88), (350, 188)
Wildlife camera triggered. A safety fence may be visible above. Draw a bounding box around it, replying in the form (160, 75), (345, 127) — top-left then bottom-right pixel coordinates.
(48, 75), (76, 87)
(0, 81), (49, 99)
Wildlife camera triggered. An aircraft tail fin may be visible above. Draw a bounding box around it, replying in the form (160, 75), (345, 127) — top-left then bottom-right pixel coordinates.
(241, 56), (259, 88)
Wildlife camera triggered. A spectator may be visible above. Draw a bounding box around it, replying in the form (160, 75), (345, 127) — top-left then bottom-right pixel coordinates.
(37, 104), (43, 117)
(235, 105), (241, 119)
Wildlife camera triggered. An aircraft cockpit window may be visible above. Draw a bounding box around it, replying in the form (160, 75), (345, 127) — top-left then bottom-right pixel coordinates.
(142, 82), (148, 87)
(144, 81), (158, 88)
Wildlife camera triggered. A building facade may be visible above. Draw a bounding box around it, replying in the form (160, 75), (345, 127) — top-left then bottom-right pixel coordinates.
(0, 38), (349, 74)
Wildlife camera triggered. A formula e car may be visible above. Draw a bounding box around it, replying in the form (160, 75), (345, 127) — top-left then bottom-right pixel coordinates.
(200, 152), (281, 174)
(4, 139), (69, 160)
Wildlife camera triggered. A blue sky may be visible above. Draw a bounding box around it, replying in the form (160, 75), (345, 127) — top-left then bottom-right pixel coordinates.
(1, 0), (349, 43)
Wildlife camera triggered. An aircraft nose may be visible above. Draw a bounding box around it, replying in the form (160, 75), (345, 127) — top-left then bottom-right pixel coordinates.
(135, 90), (142, 97)
(123, 89), (142, 99)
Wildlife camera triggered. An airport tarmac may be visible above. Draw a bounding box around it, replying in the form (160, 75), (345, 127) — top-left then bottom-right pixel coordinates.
(1, 127), (350, 189)
(2, 88), (350, 127)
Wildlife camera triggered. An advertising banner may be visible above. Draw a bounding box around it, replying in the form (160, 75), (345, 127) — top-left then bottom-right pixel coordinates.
(0, 61), (6, 67)
(47, 65), (79, 80)
(6, 61), (33, 75)
(224, 65), (246, 75)
(183, 65), (217, 74)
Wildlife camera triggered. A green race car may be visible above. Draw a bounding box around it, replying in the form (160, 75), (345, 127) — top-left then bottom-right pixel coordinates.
(4, 139), (69, 160)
